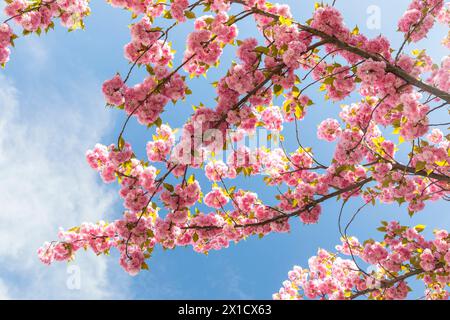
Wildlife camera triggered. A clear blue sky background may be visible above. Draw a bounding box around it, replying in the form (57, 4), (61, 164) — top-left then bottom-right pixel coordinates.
(0, 0), (448, 299)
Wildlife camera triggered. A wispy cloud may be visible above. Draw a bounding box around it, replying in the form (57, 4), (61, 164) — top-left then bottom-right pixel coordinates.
(0, 278), (10, 300)
(0, 74), (129, 299)
(206, 263), (253, 299)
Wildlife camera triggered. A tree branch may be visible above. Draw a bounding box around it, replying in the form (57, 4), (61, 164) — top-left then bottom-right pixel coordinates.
(392, 163), (450, 183)
(231, 2), (450, 103)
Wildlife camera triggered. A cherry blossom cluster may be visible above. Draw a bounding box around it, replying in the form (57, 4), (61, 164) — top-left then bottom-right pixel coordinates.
(1, 0), (91, 65)
(437, 3), (450, 48)
(102, 67), (187, 126)
(183, 12), (238, 76)
(274, 222), (450, 300)
(18, 0), (449, 297)
(0, 22), (14, 65)
(317, 118), (342, 142)
(124, 16), (173, 67)
(398, 0), (445, 42)
(40, 126), (444, 276)
(428, 55), (450, 92)
(331, 97), (449, 215)
(38, 137), (298, 273)
(4, 0), (91, 31)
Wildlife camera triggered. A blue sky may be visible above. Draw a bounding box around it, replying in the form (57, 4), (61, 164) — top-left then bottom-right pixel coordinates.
(0, 0), (448, 299)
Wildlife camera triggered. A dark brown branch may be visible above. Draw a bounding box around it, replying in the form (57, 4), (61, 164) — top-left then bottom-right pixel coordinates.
(392, 163), (450, 183)
(231, 2), (450, 103)
(183, 177), (373, 231)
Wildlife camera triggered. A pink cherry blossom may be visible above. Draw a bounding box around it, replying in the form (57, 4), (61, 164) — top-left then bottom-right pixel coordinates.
(317, 118), (342, 142)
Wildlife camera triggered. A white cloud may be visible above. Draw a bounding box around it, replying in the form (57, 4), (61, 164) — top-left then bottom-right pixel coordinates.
(0, 279), (10, 300)
(207, 264), (252, 299)
(22, 37), (49, 68)
(1, 3), (48, 69)
(0, 74), (129, 299)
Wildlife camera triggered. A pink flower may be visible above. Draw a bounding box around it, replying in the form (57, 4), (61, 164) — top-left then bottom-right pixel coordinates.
(146, 124), (175, 162)
(398, 9), (422, 33)
(37, 242), (54, 265)
(362, 242), (388, 264)
(4, 0), (27, 19)
(185, 29), (222, 68)
(205, 161), (230, 181)
(420, 248), (436, 272)
(169, 209), (189, 224)
(108, 142), (133, 165)
(225, 64), (255, 94)
(86, 144), (109, 169)
(102, 74), (125, 106)
(0, 46), (10, 65)
(119, 245), (145, 276)
(211, 13), (238, 43)
(100, 163), (117, 183)
(171, 0), (189, 22)
(237, 38), (258, 66)
(427, 128), (444, 144)
(299, 205), (321, 224)
(261, 106), (283, 131)
(282, 41), (307, 69)
(357, 59), (386, 84)
(124, 188), (150, 212)
(0, 23), (13, 47)
(311, 6), (345, 37)
(444, 251), (450, 265)
(139, 166), (157, 191)
(398, 8), (436, 42)
(130, 17), (161, 46)
(334, 129), (366, 165)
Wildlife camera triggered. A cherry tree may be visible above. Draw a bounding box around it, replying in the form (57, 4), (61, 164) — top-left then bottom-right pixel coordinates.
(1, 0), (449, 299)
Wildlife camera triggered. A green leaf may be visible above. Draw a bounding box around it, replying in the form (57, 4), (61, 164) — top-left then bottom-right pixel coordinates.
(415, 161), (426, 172)
(163, 10), (172, 19)
(273, 84), (283, 96)
(255, 46), (270, 55)
(118, 136), (125, 149)
(227, 15), (236, 25)
(323, 77), (335, 85)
